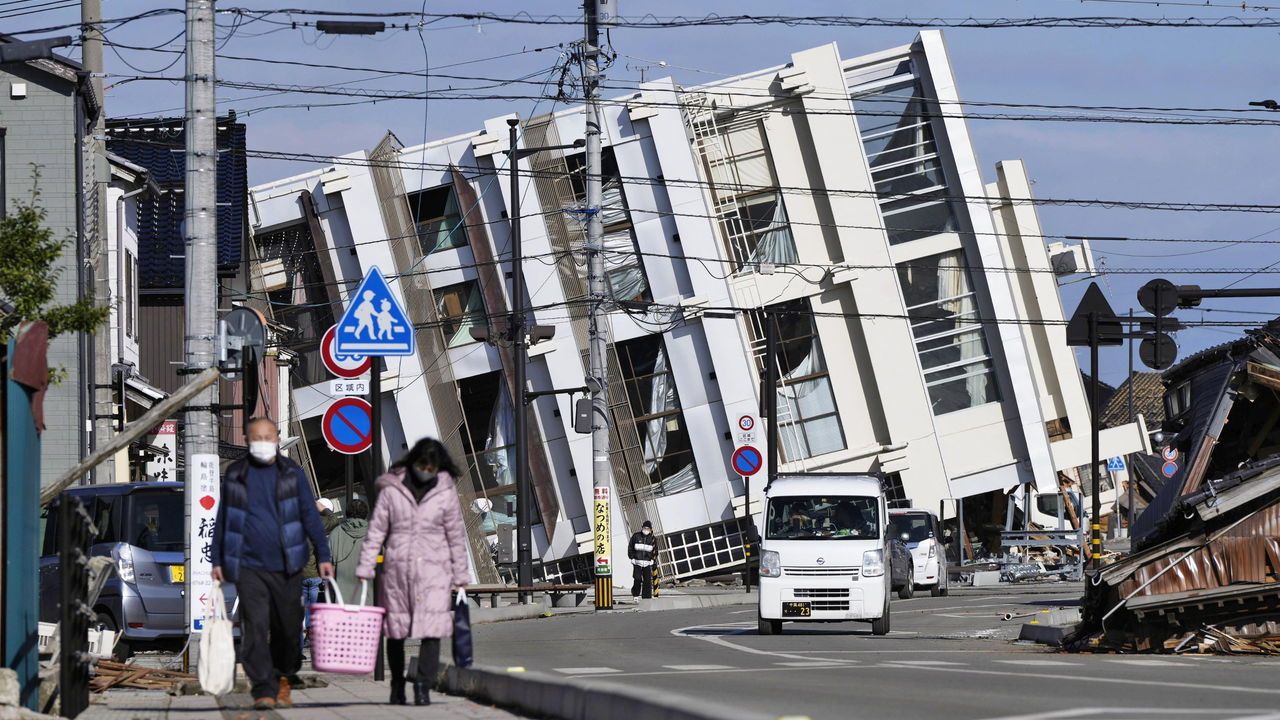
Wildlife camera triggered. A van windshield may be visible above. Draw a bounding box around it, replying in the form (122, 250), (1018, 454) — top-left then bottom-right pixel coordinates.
(127, 490), (185, 552)
(766, 496), (879, 540)
(890, 513), (933, 543)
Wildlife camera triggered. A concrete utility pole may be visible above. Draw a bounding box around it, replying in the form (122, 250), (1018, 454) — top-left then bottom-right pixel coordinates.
(584, 0), (614, 611)
(182, 0), (219, 636)
(84, 0), (116, 483)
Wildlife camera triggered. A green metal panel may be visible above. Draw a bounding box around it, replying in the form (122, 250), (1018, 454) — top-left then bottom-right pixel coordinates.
(3, 337), (41, 711)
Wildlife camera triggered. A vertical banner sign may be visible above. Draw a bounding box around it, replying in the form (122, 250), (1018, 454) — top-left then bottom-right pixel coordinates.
(144, 420), (178, 481)
(187, 453), (220, 633)
(593, 486), (611, 576)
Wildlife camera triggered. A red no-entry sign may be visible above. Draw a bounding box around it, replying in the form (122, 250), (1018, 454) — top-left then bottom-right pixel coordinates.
(321, 325), (372, 379)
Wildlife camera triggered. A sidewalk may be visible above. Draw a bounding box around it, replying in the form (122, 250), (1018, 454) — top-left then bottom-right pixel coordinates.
(81, 675), (521, 720)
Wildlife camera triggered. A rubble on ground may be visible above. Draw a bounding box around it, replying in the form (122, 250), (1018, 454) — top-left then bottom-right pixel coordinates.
(1067, 321), (1280, 654)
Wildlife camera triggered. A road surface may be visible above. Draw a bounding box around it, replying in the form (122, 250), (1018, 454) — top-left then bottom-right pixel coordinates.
(472, 584), (1280, 720)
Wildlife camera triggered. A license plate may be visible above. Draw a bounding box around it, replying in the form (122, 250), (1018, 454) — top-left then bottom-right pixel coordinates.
(782, 601), (812, 618)
(169, 565), (185, 583)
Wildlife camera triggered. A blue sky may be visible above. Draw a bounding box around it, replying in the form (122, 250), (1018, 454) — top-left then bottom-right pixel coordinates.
(16, 0), (1280, 384)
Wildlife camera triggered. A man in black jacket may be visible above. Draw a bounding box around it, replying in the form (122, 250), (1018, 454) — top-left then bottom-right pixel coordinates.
(628, 520), (658, 599)
(210, 418), (332, 711)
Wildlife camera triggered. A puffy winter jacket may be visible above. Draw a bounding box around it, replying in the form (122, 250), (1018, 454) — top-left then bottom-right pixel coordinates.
(210, 455), (331, 583)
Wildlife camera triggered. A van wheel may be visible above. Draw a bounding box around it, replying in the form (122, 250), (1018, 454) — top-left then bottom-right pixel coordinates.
(931, 581), (945, 597)
(871, 600), (890, 636)
(95, 611), (132, 661)
(897, 578), (914, 600)
(758, 617), (782, 635)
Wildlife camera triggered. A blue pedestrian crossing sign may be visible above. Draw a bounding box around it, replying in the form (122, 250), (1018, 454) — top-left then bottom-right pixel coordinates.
(335, 266), (414, 356)
(1107, 457), (1126, 473)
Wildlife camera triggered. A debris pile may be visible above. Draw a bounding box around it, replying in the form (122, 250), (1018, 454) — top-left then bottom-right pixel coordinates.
(90, 661), (195, 693)
(1068, 321), (1280, 653)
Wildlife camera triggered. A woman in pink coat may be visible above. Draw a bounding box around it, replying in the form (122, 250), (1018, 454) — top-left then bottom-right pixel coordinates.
(356, 438), (470, 706)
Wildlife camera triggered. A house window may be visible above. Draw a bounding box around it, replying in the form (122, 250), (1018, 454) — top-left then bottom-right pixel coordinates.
(747, 299), (846, 462)
(616, 335), (700, 496)
(433, 280), (484, 348)
(124, 250), (135, 339)
(897, 250), (1000, 414)
(852, 80), (958, 245)
(697, 116), (797, 270)
(408, 184), (467, 255)
(566, 149), (650, 302)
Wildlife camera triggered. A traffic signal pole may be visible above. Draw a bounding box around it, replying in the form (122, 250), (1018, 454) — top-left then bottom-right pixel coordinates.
(1089, 313), (1103, 568)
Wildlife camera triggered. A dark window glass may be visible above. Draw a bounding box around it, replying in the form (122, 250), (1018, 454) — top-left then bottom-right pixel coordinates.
(766, 496), (880, 540)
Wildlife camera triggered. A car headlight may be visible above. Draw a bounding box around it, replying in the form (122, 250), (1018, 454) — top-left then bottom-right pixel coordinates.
(760, 550), (781, 578)
(114, 544), (135, 584)
(928, 541), (936, 559)
(862, 549), (885, 577)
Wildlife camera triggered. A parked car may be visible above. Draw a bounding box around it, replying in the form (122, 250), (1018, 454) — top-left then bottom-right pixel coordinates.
(888, 534), (915, 599)
(40, 482), (236, 659)
(889, 508), (949, 597)
(758, 474), (894, 636)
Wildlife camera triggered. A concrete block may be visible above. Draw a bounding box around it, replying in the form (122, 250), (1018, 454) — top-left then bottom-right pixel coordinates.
(970, 570), (1003, 587)
(0, 669), (17, 707)
(1018, 621), (1078, 646)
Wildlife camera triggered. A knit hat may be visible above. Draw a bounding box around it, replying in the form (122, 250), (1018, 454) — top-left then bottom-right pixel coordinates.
(641, 520), (653, 530)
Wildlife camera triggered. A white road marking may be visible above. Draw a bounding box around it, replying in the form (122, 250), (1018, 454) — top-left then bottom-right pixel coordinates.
(661, 664), (735, 671)
(994, 659), (1080, 667)
(1106, 658), (1188, 667)
(883, 663), (1280, 697)
(982, 709), (1270, 720)
(886, 660), (966, 666)
(553, 667), (619, 675)
(774, 661), (850, 667)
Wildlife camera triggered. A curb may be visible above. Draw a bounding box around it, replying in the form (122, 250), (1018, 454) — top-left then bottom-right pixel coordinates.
(440, 664), (773, 720)
(639, 593), (756, 612)
(473, 600), (551, 625)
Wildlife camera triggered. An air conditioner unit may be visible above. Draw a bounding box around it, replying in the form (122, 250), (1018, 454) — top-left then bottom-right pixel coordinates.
(1047, 239), (1095, 277)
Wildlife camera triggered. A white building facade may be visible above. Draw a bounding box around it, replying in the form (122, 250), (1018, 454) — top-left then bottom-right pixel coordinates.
(249, 31), (1144, 585)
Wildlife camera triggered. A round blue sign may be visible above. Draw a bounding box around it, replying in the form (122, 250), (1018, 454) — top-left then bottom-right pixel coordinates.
(323, 397), (373, 455)
(732, 445), (763, 477)
(1161, 461), (1178, 478)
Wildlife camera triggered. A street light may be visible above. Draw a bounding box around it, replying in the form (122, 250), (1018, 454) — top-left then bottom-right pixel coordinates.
(315, 20), (387, 35)
(483, 117), (583, 601)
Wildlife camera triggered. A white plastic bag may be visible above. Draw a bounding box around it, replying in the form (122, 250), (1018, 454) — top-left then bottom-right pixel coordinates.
(198, 582), (236, 696)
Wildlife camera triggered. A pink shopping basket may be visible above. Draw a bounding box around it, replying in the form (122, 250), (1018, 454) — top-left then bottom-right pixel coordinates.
(308, 578), (385, 674)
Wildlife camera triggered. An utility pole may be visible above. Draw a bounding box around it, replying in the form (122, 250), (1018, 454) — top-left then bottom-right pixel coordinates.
(508, 118), (534, 602)
(182, 0), (219, 642)
(584, 0), (614, 611)
(84, 0), (115, 483)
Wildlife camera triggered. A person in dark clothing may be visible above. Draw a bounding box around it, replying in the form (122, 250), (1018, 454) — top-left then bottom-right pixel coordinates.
(628, 520), (658, 599)
(211, 417), (333, 711)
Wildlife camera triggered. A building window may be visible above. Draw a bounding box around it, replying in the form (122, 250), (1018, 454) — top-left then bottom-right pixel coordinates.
(696, 117), (798, 270)
(616, 334), (700, 496)
(433, 280), (484, 347)
(459, 371), (519, 534)
(408, 184), (467, 255)
(747, 299), (846, 462)
(897, 250), (1000, 414)
(852, 79), (958, 245)
(566, 149), (650, 302)
(256, 223), (336, 386)
(124, 249), (135, 339)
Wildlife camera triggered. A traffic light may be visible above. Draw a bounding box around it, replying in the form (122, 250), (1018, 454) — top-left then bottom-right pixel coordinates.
(1137, 279), (1181, 370)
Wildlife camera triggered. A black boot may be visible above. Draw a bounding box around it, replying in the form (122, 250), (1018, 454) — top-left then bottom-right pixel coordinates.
(389, 679), (407, 706)
(412, 680), (431, 706)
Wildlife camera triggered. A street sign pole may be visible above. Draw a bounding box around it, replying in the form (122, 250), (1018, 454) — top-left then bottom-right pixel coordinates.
(743, 472), (751, 592)
(368, 364), (383, 681)
(1089, 312), (1103, 569)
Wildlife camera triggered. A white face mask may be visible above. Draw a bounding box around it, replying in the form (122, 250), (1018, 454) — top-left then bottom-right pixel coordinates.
(642, 528), (652, 536)
(249, 441), (278, 463)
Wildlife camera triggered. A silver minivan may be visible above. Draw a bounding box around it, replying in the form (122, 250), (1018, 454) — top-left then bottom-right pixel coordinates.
(40, 482), (234, 658)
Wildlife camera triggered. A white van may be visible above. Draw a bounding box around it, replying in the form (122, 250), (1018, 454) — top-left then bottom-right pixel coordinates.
(757, 474), (893, 636)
